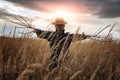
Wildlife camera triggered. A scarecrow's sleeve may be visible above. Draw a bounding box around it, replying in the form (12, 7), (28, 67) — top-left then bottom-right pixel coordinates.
(70, 32), (90, 41)
(35, 29), (53, 40)
(77, 32), (87, 40)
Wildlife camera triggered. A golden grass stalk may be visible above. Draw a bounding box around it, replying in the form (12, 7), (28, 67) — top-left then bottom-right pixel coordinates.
(69, 70), (83, 80)
(89, 65), (101, 80)
(106, 23), (116, 38)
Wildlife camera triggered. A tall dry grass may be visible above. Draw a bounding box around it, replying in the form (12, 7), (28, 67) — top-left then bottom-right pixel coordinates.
(0, 36), (50, 80)
(0, 21), (120, 80)
(0, 36), (120, 80)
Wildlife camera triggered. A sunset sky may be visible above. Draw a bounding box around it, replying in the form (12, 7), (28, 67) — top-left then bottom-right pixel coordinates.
(0, 0), (120, 39)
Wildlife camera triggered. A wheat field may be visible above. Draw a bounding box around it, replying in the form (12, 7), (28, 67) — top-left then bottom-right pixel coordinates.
(0, 34), (120, 80)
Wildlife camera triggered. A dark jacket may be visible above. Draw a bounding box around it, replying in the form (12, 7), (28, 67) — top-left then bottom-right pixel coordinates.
(35, 29), (86, 58)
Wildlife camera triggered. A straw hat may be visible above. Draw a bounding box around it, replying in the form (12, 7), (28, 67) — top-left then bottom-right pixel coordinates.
(52, 17), (67, 25)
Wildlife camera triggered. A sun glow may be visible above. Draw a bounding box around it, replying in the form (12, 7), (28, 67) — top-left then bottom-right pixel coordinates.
(53, 9), (76, 20)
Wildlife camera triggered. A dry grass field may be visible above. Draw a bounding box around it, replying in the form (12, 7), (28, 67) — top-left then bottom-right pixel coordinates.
(0, 35), (120, 80)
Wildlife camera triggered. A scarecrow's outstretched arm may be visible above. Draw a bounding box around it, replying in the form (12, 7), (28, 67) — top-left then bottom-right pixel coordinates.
(34, 29), (53, 40)
(72, 32), (90, 41)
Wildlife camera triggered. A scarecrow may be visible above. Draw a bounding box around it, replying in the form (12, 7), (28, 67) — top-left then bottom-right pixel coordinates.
(34, 17), (88, 71)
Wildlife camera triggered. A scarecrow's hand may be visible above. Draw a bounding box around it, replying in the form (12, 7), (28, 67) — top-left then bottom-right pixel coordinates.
(33, 29), (42, 37)
(33, 29), (41, 33)
(81, 32), (91, 39)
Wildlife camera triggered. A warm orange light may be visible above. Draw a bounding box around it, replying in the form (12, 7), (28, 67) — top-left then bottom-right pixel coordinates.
(53, 9), (76, 20)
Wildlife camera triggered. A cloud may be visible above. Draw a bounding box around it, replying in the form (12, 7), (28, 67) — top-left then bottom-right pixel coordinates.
(0, 8), (17, 20)
(6, 0), (120, 18)
(5, 0), (51, 12)
(0, 8), (32, 27)
(84, 0), (120, 18)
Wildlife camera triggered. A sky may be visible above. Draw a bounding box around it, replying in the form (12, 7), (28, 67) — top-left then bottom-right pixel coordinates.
(0, 0), (120, 39)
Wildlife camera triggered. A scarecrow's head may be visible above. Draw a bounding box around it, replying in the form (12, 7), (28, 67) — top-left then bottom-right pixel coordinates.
(52, 17), (67, 31)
